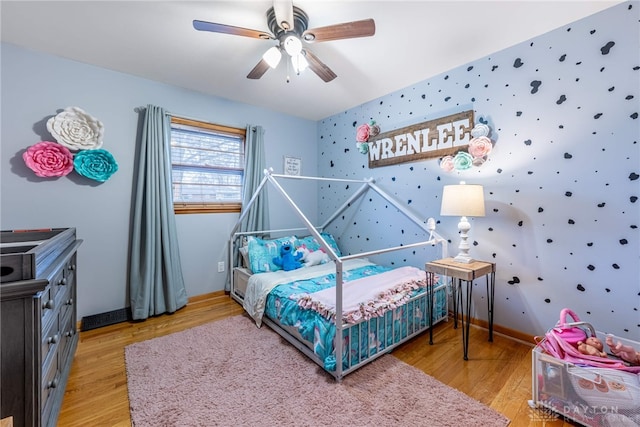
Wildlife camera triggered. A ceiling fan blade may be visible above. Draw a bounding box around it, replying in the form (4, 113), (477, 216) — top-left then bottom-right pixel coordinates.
(303, 49), (337, 82)
(273, 0), (294, 31)
(193, 20), (273, 40)
(302, 19), (375, 43)
(247, 59), (271, 80)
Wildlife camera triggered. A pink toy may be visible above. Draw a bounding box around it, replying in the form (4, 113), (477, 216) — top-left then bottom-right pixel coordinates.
(606, 335), (640, 365)
(576, 336), (607, 358)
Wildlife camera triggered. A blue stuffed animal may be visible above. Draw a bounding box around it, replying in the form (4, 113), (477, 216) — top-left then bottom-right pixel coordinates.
(273, 241), (303, 271)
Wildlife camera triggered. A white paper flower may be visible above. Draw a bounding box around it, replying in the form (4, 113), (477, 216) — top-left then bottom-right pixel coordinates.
(470, 123), (490, 138)
(47, 107), (104, 150)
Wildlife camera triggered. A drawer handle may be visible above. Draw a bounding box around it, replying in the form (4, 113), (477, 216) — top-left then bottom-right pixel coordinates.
(68, 263), (76, 271)
(43, 299), (55, 310)
(47, 378), (59, 389)
(65, 330), (76, 338)
(59, 277), (67, 286)
(47, 334), (60, 344)
(65, 298), (74, 305)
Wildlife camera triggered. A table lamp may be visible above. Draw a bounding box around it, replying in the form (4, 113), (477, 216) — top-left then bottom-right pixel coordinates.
(440, 182), (485, 263)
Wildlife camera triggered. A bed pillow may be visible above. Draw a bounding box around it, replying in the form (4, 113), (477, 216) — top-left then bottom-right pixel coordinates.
(247, 235), (298, 274)
(238, 245), (250, 270)
(297, 233), (342, 257)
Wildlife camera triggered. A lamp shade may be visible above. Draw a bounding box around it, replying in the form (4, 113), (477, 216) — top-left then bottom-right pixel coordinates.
(440, 183), (485, 217)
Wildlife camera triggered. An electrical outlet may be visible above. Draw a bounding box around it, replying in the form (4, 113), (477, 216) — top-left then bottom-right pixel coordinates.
(218, 261), (225, 273)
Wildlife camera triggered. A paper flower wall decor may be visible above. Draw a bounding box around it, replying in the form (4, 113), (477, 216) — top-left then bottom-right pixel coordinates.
(73, 149), (118, 182)
(46, 106), (104, 150)
(355, 120), (380, 154)
(22, 141), (75, 178)
(440, 123), (494, 172)
(23, 106), (118, 182)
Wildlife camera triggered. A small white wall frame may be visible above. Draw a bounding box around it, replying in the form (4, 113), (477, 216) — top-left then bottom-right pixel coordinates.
(283, 156), (301, 176)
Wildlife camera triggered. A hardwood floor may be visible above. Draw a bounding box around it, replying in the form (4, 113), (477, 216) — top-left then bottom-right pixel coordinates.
(59, 292), (578, 426)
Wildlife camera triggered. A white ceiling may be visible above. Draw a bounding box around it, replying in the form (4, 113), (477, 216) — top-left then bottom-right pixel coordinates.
(1, 1), (622, 121)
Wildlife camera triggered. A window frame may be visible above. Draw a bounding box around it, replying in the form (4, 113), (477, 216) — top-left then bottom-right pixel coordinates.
(170, 116), (245, 214)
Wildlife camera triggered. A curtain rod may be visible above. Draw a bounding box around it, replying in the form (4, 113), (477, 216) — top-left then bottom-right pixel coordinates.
(134, 106), (250, 130)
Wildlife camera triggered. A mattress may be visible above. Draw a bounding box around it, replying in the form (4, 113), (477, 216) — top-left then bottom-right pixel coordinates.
(256, 261), (447, 372)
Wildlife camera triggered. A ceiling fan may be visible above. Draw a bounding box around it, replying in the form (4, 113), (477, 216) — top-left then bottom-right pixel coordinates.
(193, 0), (375, 82)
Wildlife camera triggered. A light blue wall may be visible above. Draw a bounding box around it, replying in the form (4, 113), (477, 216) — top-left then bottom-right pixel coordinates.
(318, 2), (639, 339)
(2, 2), (638, 339)
(0, 43), (317, 319)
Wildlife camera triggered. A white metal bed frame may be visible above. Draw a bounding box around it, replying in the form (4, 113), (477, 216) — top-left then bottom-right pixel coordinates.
(228, 168), (449, 380)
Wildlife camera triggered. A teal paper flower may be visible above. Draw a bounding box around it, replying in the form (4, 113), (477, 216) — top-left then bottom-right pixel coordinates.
(452, 151), (473, 171)
(73, 149), (118, 182)
(356, 142), (369, 154)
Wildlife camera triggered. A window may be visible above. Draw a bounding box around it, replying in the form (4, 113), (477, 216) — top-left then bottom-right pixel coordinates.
(170, 116), (245, 214)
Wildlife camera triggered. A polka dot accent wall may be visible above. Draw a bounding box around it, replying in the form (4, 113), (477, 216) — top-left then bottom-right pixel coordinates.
(317, 2), (639, 339)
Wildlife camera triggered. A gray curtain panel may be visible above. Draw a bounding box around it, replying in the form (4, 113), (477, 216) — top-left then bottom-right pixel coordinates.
(129, 104), (188, 320)
(228, 125), (270, 291)
(240, 125), (270, 234)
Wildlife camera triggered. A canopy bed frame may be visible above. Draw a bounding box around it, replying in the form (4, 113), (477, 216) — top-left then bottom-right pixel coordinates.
(228, 168), (449, 380)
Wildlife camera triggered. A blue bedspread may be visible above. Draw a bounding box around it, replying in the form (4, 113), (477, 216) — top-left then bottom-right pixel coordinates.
(264, 264), (446, 372)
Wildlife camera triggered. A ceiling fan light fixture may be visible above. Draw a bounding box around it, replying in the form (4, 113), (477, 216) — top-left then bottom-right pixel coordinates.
(291, 53), (308, 74)
(263, 46), (282, 68)
(283, 35), (302, 56)
(193, 4), (375, 83)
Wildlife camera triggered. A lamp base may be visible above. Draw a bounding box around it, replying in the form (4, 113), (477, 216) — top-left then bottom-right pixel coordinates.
(453, 216), (473, 263)
(453, 253), (474, 264)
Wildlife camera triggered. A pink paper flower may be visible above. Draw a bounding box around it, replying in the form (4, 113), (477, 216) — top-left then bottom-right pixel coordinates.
(23, 141), (74, 177)
(439, 155), (455, 172)
(356, 123), (370, 142)
(468, 136), (493, 158)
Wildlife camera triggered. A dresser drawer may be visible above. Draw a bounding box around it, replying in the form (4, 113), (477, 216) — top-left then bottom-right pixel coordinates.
(59, 309), (76, 363)
(40, 349), (59, 414)
(59, 290), (74, 327)
(41, 314), (60, 366)
(48, 265), (64, 300)
(63, 254), (76, 282)
(53, 255), (75, 298)
(40, 285), (56, 326)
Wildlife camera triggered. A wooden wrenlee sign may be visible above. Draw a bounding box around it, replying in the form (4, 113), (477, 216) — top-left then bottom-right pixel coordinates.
(367, 110), (474, 168)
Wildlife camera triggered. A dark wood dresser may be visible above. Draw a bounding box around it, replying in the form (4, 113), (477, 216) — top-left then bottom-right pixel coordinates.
(1, 228), (82, 427)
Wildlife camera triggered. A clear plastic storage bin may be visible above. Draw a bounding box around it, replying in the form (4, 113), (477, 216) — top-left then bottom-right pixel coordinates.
(531, 334), (640, 426)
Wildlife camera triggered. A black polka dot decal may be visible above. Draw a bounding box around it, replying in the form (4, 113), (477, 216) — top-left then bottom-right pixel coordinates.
(600, 41), (615, 54)
(316, 3), (638, 339)
(530, 80), (542, 94)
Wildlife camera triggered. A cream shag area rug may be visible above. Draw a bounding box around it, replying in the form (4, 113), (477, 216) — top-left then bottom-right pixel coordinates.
(125, 315), (509, 426)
